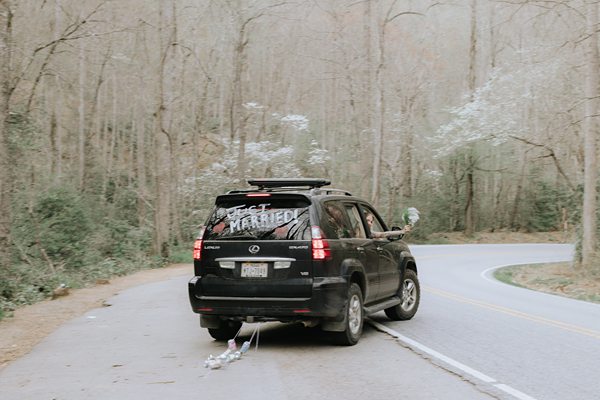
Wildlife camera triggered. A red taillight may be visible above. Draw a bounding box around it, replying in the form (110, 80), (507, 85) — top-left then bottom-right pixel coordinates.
(311, 226), (331, 260)
(193, 238), (203, 260)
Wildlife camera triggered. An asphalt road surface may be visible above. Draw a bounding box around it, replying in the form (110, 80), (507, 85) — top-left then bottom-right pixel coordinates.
(1, 243), (594, 400)
(395, 243), (598, 400)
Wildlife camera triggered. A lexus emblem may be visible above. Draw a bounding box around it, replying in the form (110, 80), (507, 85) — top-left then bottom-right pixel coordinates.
(248, 245), (260, 254)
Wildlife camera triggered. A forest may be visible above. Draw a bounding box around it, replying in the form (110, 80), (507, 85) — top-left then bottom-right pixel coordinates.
(0, 0), (599, 316)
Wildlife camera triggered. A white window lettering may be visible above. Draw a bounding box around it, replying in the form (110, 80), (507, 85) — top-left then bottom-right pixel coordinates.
(241, 217), (250, 230)
(283, 210), (298, 225)
(260, 213), (269, 227)
(227, 205), (246, 219)
(230, 218), (241, 232)
(275, 211), (284, 224)
(226, 205), (302, 232)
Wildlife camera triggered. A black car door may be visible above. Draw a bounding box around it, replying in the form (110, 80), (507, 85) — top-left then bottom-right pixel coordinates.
(358, 204), (400, 300)
(341, 202), (380, 303)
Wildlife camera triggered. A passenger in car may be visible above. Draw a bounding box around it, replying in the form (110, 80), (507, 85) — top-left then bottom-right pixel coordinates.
(325, 204), (351, 238)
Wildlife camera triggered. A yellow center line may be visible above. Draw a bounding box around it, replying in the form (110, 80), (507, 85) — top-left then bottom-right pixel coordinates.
(415, 250), (555, 261)
(424, 285), (600, 340)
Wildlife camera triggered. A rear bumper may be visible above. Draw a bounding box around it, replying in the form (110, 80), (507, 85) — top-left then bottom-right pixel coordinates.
(188, 276), (347, 319)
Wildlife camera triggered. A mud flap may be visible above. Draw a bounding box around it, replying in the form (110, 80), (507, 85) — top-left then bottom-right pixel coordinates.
(320, 307), (348, 332)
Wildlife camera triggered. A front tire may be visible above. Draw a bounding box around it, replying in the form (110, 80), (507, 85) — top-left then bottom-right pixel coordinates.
(207, 320), (242, 341)
(385, 269), (420, 321)
(333, 283), (364, 346)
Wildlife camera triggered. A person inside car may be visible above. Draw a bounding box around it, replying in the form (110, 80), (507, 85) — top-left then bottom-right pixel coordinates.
(325, 204), (352, 238)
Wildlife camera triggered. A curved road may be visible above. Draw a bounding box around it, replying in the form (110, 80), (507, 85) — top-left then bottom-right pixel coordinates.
(381, 243), (598, 400)
(1, 243), (597, 400)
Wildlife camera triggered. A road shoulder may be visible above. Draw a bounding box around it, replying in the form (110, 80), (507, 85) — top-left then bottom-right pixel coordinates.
(0, 263), (191, 370)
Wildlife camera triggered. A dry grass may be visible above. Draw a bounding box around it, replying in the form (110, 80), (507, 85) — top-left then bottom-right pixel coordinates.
(496, 263), (600, 304)
(424, 230), (570, 245)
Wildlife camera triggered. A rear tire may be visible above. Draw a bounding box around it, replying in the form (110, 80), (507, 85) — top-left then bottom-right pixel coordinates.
(207, 320), (243, 341)
(333, 283), (364, 346)
(385, 269), (420, 321)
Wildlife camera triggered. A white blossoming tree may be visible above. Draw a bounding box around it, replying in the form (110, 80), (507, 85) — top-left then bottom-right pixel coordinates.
(434, 57), (580, 233)
(182, 136), (330, 226)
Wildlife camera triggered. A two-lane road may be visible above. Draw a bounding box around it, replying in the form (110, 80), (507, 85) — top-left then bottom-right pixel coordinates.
(1, 243), (597, 400)
(372, 243), (600, 400)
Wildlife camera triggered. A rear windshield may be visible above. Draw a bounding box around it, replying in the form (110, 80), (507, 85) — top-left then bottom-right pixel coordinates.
(204, 196), (311, 240)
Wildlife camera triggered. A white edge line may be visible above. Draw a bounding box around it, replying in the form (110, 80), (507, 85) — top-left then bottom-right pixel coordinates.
(480, 259), (572, 286)
(367, 318), (540, 400)
(493, 384), (538, 400)
(367, 319), (496, 383)
(480, 260), (600, 309)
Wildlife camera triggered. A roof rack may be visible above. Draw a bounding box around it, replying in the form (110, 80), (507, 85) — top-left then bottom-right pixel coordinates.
(247, 178), (331, 190)
(313, 188), (353, 196)
(226, 178), (353, 196)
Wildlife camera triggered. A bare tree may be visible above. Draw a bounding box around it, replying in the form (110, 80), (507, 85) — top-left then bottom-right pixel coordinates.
(0, 0), (12, 268)
(464, 0), (478, 237)
(371, 1), (423, 205)
(582, 0), (599, 267)
(226, 1), (289, 180)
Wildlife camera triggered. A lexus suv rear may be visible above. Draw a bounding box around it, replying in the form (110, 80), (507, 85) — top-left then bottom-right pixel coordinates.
(188, 178), (420, 345)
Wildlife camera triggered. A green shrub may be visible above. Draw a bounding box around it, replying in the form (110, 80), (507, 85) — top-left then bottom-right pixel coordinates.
(168, 243), (193, 264)
(0, 262), (61, 315)
(525, 181), (572, 232)
(2, 184), (164, 316)
(12, 187), (92, 269)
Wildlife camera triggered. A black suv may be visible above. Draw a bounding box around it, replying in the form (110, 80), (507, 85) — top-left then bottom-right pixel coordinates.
(188, 178), (420, 345)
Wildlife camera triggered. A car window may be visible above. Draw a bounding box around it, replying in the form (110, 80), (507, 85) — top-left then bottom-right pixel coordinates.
(344, 204), (366, 238)
(322, 201), (354, 239)
(359, 205), (385, 237)
(204, 197), (311, 240)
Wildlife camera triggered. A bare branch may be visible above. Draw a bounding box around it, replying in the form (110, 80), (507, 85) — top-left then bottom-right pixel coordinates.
(507, 135), (575, 191)
(387, 11), (424, 23)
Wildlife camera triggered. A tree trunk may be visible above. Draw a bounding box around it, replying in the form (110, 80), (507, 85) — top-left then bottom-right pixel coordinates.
(449, 157), (461, 231)
(582, 0), (599, 267)
(371, 12), (387, 206)
(464, 153), (475, 237)
(0, 0), (12, 268)
(233, 21), (248, 181)
(135, 92), (147, 228)
(52, 0), (62, 184)
(464, 0), (477, 237)
(509, 150), (527, 230)
(78, 36), (86, 191)
(152, 0), (177, 258)
(362, 0), (374, 197)
(403, 126), (413, 199)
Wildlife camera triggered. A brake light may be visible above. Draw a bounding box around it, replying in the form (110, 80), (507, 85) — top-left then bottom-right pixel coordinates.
(246, 193), (271, 197)
(193, 238), (203, 260)
(311, 226), (331, 260)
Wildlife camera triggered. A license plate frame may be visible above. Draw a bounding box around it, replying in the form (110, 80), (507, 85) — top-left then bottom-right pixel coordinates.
(241, 262), (269, 278)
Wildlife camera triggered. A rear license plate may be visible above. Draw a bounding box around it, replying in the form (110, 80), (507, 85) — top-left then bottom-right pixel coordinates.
(241, 262), (268, 278)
